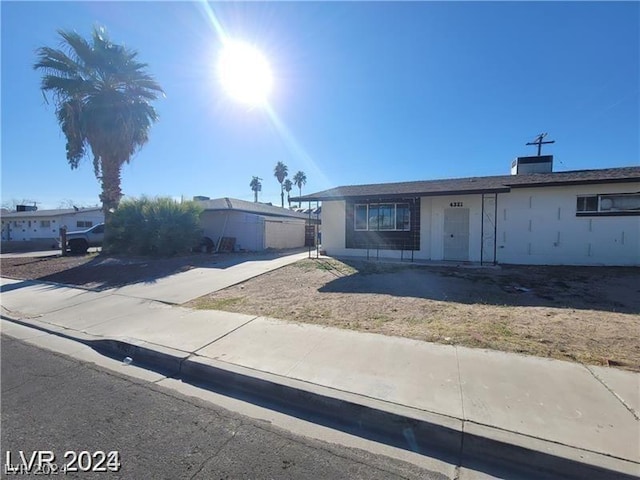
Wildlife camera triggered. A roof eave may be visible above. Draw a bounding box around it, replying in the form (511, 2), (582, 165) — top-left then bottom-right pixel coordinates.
(201, 207), (307, 220)
(506, 176), (640, 188)
(1, 208), (102, 219)
(294, 187), (511, 202)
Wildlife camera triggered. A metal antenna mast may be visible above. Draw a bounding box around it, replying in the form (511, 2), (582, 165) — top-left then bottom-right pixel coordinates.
(526, 133), (555, 156)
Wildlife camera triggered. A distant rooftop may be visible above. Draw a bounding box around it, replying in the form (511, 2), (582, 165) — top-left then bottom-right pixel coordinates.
(293, 166), (640, 202)
(1, 207), (103, 219)
(195, 197), (310, 220)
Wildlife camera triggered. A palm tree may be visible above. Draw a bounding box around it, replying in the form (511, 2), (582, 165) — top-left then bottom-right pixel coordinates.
(273, 161), (288, 207)
(250, 176), (262, 202)
(34, 26), (163, 218)
(283, 179), (293, 208)
(292, 171), (307, 207)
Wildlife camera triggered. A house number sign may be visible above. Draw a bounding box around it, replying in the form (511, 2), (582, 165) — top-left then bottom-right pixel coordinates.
(449, 202), (464, 207)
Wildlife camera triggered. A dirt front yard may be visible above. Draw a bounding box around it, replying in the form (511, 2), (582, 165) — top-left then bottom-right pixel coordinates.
(186, 258), (640, 371)
(3, 252), (638, 371)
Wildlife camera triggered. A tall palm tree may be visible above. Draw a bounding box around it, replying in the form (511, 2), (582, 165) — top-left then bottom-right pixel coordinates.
(292, 171), (307, 207)
(34, 26), (163, 218)
(250, 176), (262, 202)
(283, 179), (293, 208)
(273, 161), (288, 207)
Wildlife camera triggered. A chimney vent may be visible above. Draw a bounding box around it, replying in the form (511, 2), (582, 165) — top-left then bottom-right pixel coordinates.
(16, 205), (38, 212)
(511, 155), (553, 175)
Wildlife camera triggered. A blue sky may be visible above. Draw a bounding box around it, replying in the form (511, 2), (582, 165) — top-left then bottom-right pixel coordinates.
(2, 1), (638, 210)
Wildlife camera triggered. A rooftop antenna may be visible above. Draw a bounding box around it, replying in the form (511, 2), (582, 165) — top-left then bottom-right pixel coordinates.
(526, 133), (555, 156)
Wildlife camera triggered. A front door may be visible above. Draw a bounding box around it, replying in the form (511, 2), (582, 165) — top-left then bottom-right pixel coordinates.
(443, 208), (469, 261)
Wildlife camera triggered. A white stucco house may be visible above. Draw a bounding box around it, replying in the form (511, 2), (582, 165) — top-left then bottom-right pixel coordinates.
(195, 197), (311, 252)
(1, 206), (104, 251)
(293, 158), (640, 266)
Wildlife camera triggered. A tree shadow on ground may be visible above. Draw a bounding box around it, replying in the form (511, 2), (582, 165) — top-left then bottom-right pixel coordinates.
(11, 248), (308, 290)
(317, 258), (640, 314)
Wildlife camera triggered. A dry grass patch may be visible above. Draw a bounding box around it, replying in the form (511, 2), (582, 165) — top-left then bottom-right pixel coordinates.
(186, 258), (640, 371)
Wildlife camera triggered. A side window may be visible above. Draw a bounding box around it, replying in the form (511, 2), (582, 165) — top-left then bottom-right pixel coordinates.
(577, 193), (640, 215)
(600, 194), (640, 212)
(92, 224), (104, 234)
(576, 196), (598, 213)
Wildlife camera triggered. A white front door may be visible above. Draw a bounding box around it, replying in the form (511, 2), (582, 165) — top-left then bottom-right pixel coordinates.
(443, 208), (469, 261)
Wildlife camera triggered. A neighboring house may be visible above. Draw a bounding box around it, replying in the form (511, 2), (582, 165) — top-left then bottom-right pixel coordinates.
(294, 158), (640, 266)
(1, 206), (104, 251)
(195, 197), (312, 252)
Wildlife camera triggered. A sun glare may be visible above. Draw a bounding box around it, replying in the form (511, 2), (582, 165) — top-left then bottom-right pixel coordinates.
(217, 40), (273, 107)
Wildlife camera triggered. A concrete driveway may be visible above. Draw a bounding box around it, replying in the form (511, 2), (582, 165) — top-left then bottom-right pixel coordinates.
(108, 250), (310, 304)
(0, 250), (60, 259)
(1, 247), (101, 258)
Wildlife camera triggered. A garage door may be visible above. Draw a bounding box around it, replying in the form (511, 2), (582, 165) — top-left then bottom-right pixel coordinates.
(264, 220), (305, 249)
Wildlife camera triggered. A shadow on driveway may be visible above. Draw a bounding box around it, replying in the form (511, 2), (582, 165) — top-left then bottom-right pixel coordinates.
(3, 248), (309, 291)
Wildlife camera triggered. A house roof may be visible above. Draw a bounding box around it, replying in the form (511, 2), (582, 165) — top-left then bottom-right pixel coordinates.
(1, 207), (103, 219)
(293, 166), (640, 202)
(196, 197), (310, 220)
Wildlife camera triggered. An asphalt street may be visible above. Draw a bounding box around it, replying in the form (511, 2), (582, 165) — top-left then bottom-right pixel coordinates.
(1, 335), (446, 480)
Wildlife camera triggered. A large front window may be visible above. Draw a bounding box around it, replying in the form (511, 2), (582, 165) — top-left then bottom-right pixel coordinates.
(354, 203), (410, 231)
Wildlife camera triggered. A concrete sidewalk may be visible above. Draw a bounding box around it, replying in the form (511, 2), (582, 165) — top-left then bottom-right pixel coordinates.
(1, 276), (638, 478)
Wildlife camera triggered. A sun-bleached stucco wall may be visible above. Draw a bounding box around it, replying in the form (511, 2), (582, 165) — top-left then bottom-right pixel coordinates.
(494, 184), (639, 265)
(320, 181), (639, 265)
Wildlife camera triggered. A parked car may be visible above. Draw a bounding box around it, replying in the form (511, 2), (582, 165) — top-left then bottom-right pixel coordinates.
(62, 223), (105, 254)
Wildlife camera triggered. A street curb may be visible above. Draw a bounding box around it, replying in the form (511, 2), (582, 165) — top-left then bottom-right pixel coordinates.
(180, 354), (463, 461)
(2, 315), (638, 480)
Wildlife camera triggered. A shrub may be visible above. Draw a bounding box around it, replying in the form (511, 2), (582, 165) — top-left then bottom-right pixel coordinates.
(104, 196), (203, 256)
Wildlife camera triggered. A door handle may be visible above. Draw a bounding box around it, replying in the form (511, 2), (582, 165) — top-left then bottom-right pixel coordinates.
(450, 234), (454, 238)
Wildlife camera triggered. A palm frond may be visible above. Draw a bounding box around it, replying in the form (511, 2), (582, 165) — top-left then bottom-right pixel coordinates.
(56, 99), (86, 168)
(40, 75), (92, 97)
(34, 47), (83, 79)
(57, 30), (96, 74)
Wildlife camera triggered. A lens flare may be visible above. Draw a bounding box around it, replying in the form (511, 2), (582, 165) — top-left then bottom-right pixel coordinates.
(217, 40), (273, 106)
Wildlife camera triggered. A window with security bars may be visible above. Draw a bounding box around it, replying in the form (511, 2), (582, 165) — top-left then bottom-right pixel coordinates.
(354, 203), (410, 231)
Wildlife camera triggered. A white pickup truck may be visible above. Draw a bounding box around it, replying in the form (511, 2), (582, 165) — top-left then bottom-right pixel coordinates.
(64, 223), (105, 254)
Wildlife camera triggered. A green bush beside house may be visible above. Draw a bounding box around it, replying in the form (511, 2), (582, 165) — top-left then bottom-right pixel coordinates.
(104, 197), (203, 257)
